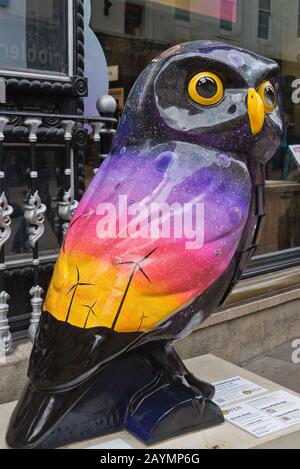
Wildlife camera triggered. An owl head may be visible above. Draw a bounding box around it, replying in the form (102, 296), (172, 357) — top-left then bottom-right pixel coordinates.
(114, 41), (283, 164)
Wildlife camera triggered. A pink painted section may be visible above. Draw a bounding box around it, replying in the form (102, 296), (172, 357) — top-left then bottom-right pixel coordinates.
(192, 0), (237, 22)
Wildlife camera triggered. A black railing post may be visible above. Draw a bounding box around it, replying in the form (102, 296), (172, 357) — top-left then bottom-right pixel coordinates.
(58, 120), (78, 240)
(24, 118), (45, 342)
(0, 116), (13, 355)
(90, 121), (104, 174)
(96, 96), (117, 165)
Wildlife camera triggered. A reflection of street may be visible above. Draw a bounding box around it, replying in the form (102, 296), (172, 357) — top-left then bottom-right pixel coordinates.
(257, 181), (300, 255)
(10, 212), (58, 255)
(11, 216), (29, 254)
(0, 0), (67, 73)
(5, 148), (62, 258)
(258, 111), (300, 254)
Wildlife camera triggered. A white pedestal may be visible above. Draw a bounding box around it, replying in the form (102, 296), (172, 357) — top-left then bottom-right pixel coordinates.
(1, 354), (300, 449)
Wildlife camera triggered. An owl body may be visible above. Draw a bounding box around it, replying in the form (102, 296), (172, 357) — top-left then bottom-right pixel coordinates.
(28, 141), (254, 390)
(7, 41), (283, 448)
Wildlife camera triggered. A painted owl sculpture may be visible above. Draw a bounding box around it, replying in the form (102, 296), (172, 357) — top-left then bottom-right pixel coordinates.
(7, 41), (283, 448)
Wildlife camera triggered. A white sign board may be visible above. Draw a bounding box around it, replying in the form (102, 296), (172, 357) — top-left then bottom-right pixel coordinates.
(223, 402), (287, 438)
(248, 390), (300, 426)
(108, 65), (119, 82)
(289, 145), (300, 166)
(223, 391), (300, 438)
(213, 376), (267, 406)
(85, 438), (133, 449)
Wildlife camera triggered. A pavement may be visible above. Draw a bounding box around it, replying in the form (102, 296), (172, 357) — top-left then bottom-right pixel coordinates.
(242, 339), (300, 394)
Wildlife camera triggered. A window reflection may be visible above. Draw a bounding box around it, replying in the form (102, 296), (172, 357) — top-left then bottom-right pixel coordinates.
(0, 0), (68, 74)
(90, 0), (300, 255)
(220, 0), (235, 31)
(258, 0), (271, 39)
(5, 148), (63, 258)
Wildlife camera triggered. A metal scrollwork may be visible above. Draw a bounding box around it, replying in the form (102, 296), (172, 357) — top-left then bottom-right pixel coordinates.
(91, 121), (104, 174)
(24, 191), (46, 249)
(0, 192), (13, 251)
(58, 119), (79, 240)
(61, 119), (75, 142)
(0, 116), (12, 356)
(72, 77), (88, 97)
(24, 118), (42, 143)
(91, 122), (103, 142)
(0, 116), (9, 142)
(28, 286), (44, 343)
(23, 118), (44, 343)
(0, 292), (12, 356)
(58, 189), (79, 238)
(73, 127), (88, 148)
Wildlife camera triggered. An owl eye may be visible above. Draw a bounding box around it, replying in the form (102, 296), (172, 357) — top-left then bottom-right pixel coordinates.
(257, 81), (276, 112)
(188, 72), (224, 106)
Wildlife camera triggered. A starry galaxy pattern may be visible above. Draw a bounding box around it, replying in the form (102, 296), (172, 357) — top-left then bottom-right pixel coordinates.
(43, 41), (283, 336)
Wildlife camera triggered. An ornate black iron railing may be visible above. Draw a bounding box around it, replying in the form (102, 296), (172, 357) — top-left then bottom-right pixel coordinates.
(0, 98), (117, 354)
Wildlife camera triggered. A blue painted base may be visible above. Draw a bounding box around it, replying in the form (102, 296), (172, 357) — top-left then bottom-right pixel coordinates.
(126, 383), (224, 444)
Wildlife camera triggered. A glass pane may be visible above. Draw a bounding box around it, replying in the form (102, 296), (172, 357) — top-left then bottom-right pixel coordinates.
(5, 147), (63, 258)
(90, 0), (300, 256)
(220, 18), (233, 30)
(125, 2), (144, 36)
(258, 11), (270, 39)
(175, 7), (191, 23)
(0, 0), (68, 74)
(259, 0), (271, 12)
(258, 25), (269, 40)
(259, 10), (270, 26)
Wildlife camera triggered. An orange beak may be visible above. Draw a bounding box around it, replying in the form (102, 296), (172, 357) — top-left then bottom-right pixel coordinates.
(248, 88), (265, 135)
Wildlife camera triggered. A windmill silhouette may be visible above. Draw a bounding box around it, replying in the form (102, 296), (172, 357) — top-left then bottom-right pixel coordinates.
(82, 301), (97, 328)
(111, 247), (157, 331)
(65, 266), (93, 322)
(137, 312), (149, 333)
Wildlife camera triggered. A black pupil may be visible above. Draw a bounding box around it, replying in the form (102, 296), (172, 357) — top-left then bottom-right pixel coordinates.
(265, 86), (275, 106)
(196, 77), (218, 99)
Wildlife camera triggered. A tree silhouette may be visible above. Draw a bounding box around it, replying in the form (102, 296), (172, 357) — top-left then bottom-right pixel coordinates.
(82, 301), (97, 328)
(65, 266), (93, 322)
(111, 247), (157, 331)
(63, 209), (95, 253)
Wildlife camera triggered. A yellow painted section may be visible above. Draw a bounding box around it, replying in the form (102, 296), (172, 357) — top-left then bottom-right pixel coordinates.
(43, 251), (183, 333)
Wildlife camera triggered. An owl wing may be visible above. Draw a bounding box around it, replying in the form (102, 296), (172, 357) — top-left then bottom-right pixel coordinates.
(29, 141), (251, 391)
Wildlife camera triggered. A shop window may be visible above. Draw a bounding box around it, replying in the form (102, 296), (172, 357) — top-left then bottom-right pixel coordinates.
(175, 0), (191, 24)
(175, 8), (190, 23)
(91, 0), (300, 263)
(125, 2), (144, 37)
(258, 0), (272, 39)
(0, 0), (70, 75)
(219, 0), (235, 31)
(5, 148), (63, 259)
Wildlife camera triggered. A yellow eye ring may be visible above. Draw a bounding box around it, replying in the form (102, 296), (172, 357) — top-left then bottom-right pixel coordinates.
(188, 72), (224, 106)
(257, 81), (276, 113)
